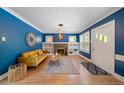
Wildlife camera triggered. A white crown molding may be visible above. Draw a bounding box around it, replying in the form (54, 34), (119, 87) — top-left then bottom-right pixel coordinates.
(43, 32), (78, 34)
(79, 7), (122, 33)
(1, 7), (122, 34)
(2, 7), (43, 33)
(43, 42), (79, 44)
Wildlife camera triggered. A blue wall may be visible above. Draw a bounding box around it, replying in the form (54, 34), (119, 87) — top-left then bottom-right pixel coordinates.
(1, 7), (124, 77)
(79, 8), (124, 77)
(43, 33), (79, 42)
(0, 8), (43, 75)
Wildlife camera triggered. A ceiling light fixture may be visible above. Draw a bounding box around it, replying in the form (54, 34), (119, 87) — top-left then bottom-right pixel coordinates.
(58, 24), (64, 40)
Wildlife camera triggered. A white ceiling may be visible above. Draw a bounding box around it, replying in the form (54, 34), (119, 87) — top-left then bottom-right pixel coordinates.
(10, 7), (120, 33)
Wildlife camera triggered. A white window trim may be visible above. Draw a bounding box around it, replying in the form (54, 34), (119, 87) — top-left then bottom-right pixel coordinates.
(80, 31), (90, 54)
(45, 35), (53, 42)
(68, 36), (76, 42)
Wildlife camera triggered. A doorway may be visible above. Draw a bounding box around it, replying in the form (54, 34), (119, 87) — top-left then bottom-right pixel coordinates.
(91, 20), (115, 74)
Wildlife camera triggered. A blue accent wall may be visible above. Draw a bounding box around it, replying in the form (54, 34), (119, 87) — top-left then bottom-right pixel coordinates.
(79, 8), (124, 77)
(79, 51), (90, 59)
(1, 7), (124, 77)
(115, 60), (124, 76)
(43, 33), (79, 42)
(0, 8), (43, 75)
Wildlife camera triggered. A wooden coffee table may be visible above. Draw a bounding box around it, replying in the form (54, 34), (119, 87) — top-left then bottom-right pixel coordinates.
(50, 54), (61, 65)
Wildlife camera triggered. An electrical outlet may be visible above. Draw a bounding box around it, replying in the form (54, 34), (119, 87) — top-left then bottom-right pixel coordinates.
(2, 36), (6, 41)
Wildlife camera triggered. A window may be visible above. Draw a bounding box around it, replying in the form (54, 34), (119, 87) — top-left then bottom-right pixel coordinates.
(69, 36), (76, 42)
(99, 34), (103, 41)
(80, 34), (83, 50)
(96, 33), (98, 39)
(45, 36), (53, 42)
(80, 31), (90, 53)
(103, 35), (108, 43)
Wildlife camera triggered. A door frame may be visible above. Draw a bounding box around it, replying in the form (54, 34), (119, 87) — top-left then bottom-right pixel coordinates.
(91, 20), (115, 74)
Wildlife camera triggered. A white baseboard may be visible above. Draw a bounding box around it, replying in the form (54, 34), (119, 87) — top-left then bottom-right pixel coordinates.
(78, 54), (124, 82)
(0, 72), (8, 80)
(78, 54), (92, 62)
(113, 73), (124, 82)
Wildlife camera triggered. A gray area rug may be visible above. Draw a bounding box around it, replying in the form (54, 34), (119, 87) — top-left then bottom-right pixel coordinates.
(43, 61), (80, 74)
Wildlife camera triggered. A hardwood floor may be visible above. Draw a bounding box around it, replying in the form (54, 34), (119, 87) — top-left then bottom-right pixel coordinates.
(0, 55), (123, 85)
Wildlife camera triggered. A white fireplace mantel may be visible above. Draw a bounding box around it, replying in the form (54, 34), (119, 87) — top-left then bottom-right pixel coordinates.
(42, 42), (79, 55)
(43, 42), (79, 44)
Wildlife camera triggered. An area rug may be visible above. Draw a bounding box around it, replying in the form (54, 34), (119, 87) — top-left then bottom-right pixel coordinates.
(42, 61), (80, 74)
(81, 62), (109, 75)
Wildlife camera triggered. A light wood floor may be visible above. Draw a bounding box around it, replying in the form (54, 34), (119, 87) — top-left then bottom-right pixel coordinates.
(0, 55), (123, 85)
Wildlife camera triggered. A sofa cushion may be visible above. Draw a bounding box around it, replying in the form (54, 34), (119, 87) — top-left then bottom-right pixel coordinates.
(21, 49), (42, 57)
(21, 51), (36, 57)
(35, 49), (41, 53)
(33, 53), (38, 57)
(37, 51), (43, 55)
(37, 54), (47, 62)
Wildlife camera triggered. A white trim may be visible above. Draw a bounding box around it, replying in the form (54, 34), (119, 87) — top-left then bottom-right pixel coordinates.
(43, 42), (79, 44)
(79, 31), (90, 53)
(45, 35), (53, 43)
(68, 36), (77, 43)
(91, 20), (115, 31)
(113, 73), (124, 82)
(79, 7), (122, 33)
(0, 72), (7, 80)
(91, 20), (115, 74)
(78, 54), (124, 82)
(68, 42), (79, 44)
(44, 32), (78, 34)
(2, 7), (43, 33)
(78, 54), (92, 63)
(116, 54), (124, 62)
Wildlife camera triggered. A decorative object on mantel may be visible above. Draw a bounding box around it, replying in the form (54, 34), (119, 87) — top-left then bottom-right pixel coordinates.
(26, 32), (36, 47)
(8, 63), (27, 82)
(58, 24), (64, 40)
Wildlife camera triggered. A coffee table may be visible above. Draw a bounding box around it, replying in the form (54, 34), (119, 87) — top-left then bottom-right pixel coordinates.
(49, 54), (61, 65)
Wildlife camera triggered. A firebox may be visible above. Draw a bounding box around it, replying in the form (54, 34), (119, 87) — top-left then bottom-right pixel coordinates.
(57, 48), (65, 55)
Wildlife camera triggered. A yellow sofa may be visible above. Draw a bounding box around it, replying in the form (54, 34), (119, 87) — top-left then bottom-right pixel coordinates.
(18, 49), (48, 67)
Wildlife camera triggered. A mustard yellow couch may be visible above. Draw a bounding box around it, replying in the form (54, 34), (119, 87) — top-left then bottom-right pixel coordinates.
(18, 49), (48, 67)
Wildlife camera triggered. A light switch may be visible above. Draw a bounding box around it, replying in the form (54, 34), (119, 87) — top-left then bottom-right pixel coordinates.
(2, 36), (6, 41)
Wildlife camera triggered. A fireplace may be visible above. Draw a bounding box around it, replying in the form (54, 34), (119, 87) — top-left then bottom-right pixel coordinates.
(57, 48), (65, 55)
(54, 44), (68, 55)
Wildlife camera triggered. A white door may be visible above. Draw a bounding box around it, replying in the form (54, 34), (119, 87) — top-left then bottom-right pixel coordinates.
(91, 20), (115, 74)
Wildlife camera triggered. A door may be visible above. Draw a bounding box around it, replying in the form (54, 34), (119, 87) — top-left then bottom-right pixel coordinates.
(91, 20), (115, 74)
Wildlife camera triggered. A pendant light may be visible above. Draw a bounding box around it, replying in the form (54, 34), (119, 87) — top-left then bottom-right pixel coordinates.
(58, 24), (64, 40)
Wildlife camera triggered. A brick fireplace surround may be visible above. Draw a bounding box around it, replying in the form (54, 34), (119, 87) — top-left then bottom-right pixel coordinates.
(54, 44), (68, 55)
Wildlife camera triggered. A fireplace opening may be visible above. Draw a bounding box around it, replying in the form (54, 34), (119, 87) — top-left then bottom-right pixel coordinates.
(57, 48), (65, 55)
(54, 44), (68, 55)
